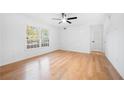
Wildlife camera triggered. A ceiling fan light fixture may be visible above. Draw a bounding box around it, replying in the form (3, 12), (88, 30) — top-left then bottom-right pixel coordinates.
(62, 18), (66, 23)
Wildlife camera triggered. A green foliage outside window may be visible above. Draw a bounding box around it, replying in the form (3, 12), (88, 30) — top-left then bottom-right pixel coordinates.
(26, 25), (49, 49)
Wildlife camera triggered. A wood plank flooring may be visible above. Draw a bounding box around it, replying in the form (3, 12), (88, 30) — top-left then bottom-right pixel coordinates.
(0, 50), (123, 80)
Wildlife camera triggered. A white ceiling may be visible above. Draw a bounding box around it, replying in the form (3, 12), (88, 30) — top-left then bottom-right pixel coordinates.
(25, 13), (106, 27)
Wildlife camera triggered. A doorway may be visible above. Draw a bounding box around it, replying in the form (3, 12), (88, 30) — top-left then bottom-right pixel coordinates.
(90, 24), (104, 52)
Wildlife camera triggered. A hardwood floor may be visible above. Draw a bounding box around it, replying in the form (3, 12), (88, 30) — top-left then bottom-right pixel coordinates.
(0, 50), (123, 80)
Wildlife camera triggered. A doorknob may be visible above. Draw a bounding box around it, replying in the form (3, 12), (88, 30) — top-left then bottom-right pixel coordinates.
(92, 41), (95, 43)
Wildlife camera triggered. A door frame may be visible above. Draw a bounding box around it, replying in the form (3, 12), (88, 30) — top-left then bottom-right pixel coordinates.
(90, 24), (104, 52)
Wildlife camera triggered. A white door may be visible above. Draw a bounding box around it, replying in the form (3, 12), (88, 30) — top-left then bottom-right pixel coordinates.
(90, 24), (103, 52)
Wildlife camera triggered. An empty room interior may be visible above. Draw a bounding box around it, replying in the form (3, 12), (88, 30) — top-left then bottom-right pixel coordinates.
(0, 13), (124, 80)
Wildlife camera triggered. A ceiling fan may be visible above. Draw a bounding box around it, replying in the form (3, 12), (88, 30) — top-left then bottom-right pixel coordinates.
(52, 13), (77, 24)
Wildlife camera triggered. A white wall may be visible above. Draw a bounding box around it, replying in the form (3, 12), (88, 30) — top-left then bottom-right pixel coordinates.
(0, 15), (4, 66)
(104, 14), (124, 78)
(0, 24), (2, 66)
(0, 22), (1, 66)
(0, 34), (1, 66)
(59, 25), (90, 53)
(0, 14), (59, 66)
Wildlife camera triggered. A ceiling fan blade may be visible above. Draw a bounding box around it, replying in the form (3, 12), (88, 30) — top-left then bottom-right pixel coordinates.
(66, 21), (71, 24)
(52, 18), (61, 20)
(59, 21), (62, 24)
(67, 17), (77, 20)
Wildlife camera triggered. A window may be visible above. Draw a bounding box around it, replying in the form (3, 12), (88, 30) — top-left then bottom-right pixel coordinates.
(41, 29), (49, 47)
(26, 25), (49, 49)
